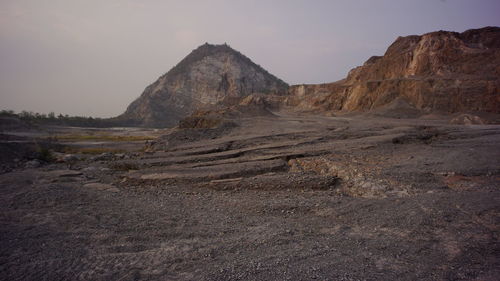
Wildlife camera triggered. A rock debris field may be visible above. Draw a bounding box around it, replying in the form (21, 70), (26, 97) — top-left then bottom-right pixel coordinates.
(1, 112), (499, 280)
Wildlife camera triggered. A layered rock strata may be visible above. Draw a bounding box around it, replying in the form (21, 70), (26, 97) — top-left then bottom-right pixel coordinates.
(287, 27), (500, 114)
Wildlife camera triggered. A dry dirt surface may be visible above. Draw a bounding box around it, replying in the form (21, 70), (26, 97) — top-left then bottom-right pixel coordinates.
(1, 112), (499, 280)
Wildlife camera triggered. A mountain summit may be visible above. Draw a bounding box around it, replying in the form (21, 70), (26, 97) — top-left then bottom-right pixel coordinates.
(119, 43), (288, 127)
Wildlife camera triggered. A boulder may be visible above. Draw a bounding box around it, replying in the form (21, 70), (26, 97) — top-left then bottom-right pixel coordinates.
(450, 114), (486, 125)
(25, 159), (41, 168)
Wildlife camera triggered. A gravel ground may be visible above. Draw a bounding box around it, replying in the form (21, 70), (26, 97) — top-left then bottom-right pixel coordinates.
(1, 113), (499, 280)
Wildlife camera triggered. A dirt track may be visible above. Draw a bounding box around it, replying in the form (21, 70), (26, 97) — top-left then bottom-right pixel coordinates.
(1, 112), (499, 280)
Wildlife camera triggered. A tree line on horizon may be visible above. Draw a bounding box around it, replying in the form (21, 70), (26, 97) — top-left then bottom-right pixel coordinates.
(0, 109), (120, 127)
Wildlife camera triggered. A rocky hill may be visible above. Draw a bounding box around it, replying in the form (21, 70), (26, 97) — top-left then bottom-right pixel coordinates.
(286, 26), (500, 115)
(118, 43), (288, 127)
(118, 27), (499, 128)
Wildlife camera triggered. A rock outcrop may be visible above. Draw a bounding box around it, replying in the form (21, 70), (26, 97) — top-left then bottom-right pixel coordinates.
(118, 43), (288, 127)
(287, 27), (500, 115)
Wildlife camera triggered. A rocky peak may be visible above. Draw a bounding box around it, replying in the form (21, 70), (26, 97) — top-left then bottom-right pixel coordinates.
(118, 43), (288, 127)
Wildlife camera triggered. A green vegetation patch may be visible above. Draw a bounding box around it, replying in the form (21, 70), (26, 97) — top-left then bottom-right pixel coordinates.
(61, 147), (126, 155)
(51, 134), (156, 142)
(36, 146), (56, 162)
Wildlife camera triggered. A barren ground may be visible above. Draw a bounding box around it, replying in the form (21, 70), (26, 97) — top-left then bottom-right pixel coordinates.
(1, 112), (499, 280)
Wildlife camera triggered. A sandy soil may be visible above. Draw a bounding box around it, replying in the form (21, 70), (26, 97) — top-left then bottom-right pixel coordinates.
(1, 112), (499, 280)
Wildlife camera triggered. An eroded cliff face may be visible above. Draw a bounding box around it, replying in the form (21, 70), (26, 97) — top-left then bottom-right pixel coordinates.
(287, 27), (500, 114)
(119, 43), (288, 127)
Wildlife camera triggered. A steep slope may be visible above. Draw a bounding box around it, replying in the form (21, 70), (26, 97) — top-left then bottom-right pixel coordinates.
(118, 43), (288, 127)
(287, 27), (500, 114)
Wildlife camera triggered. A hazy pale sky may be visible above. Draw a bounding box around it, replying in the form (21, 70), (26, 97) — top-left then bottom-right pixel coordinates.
(1, 0), (499, 117)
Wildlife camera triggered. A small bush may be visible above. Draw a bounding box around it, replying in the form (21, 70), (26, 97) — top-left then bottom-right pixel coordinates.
(62, 147), (125, 155)
(36, 147), (55, 162)
(52, 134), (156, 142)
